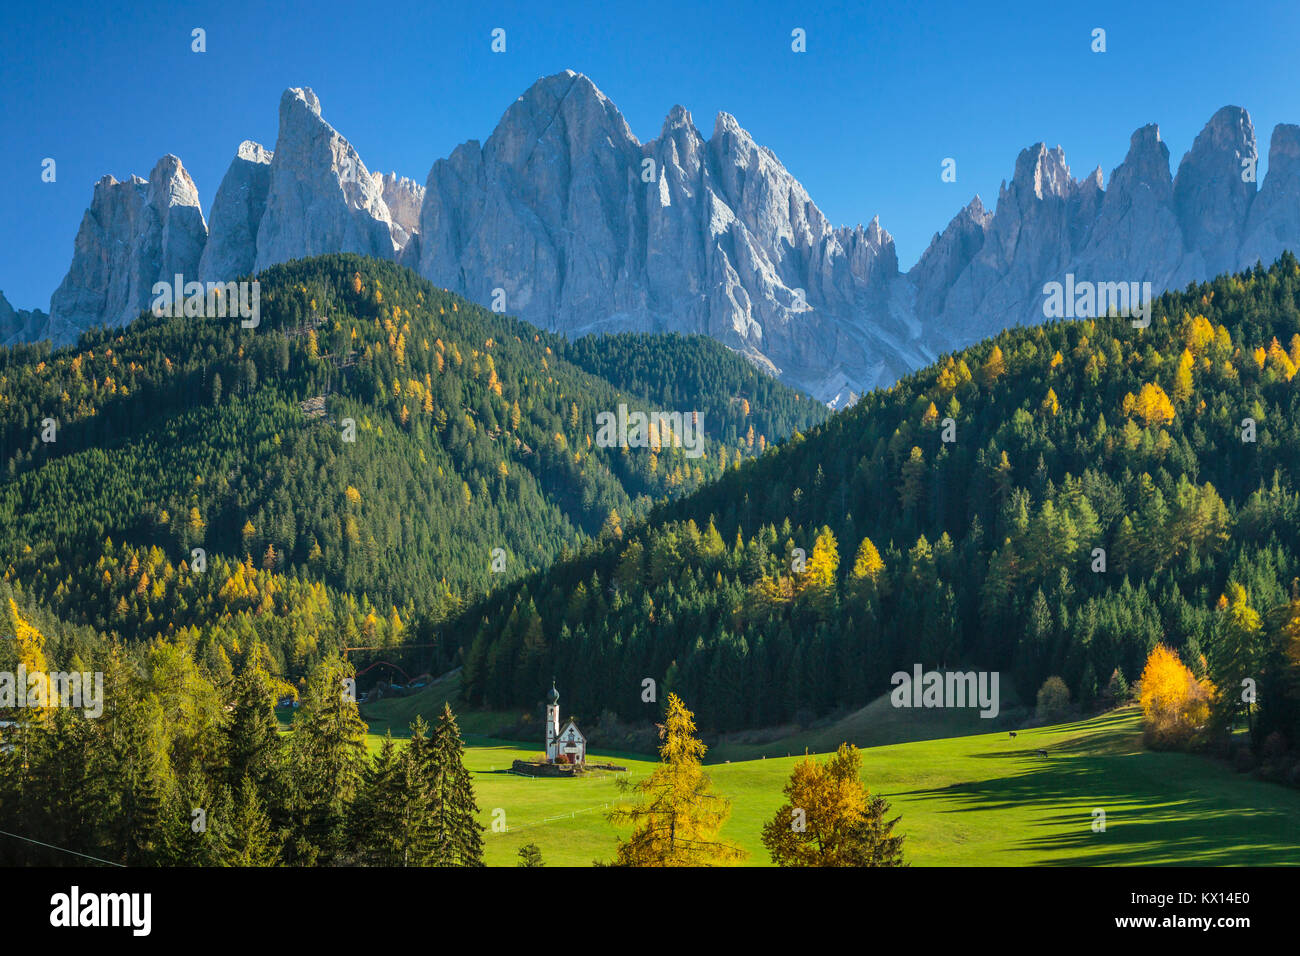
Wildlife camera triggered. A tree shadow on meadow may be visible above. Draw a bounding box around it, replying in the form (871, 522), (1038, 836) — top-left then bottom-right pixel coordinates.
(906, 746), (1300, 866)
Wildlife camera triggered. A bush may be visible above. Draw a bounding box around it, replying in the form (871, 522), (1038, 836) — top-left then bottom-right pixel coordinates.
(1036, 676), (1071, 722)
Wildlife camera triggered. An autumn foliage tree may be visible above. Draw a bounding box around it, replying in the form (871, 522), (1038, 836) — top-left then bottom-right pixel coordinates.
(1123, 382), (1176, 426)
(1138, 644), (1214, 749)
(761, 743), (905, 867)
(605, 694), (745, 866)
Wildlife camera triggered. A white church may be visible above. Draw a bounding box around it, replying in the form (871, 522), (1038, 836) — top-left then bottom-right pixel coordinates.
(544, 681), (586, 765)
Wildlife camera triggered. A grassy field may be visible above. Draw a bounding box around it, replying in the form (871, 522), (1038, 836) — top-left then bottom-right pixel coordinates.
(358, 693), (1300, 866)
(706, 687), (1027, 762)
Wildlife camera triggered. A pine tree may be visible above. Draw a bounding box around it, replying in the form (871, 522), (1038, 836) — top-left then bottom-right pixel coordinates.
(399, 717), (435, 865)
(1209, 583), (1264, 734)
(350, 732), (404, 865)
(221, 777), (282, 866)
(285, 656), (367, 864)
(1105, 667), (1130, 702)
(424, 704), (484, 866)
(224, 658), (281, 790)
(118, 707), (168, 866)
(517, 842), (544, 867)
(158, 768), (226, 866)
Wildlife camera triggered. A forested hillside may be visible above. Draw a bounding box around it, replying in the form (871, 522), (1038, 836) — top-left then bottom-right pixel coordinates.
(0, 255), (823, 675)
(565, 331), (821, 454)
(6, 254), (1300, 868)
(453, 256), (1300, 754)
(0, 254), (827, 866)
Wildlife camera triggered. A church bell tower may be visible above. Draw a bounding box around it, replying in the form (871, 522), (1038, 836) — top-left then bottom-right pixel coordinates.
(545, 680), (560, 761)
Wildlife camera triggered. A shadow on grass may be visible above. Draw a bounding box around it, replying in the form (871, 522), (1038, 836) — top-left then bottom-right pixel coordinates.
(905, 749), (1300, 865)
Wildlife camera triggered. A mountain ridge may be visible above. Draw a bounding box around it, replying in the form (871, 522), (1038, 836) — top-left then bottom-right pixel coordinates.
(26, 72), (1300, 406)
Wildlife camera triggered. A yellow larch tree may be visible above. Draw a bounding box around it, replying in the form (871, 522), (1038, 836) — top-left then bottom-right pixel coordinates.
(979, 345), (1007, 387)
(606, 694), (745, 866)
(761, 743), (906, 867)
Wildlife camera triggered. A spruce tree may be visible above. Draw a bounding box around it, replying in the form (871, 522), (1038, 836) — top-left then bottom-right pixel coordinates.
(400, 717), (435, 865)
(158, 767), (225, 866)
(425, 704), (484, 866)
(118, 712), (168, 866)
(285, 655), (367, 864)
(222, 777), (283, 866)
(517, 842), (544, 867)
(350, 732), (403, 865)
(224, 657), (281, 790)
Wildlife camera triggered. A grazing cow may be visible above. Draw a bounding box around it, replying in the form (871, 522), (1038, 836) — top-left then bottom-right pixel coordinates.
(1008, 731), (1017, 737)
(1036, 749), (1049, 758)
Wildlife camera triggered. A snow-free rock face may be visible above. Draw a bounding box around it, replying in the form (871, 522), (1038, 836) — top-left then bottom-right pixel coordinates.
(1070, 124), (1182, 293)
(47, 155), (207, 343)
(911, 197), (991, 327)
(254, 88), (397, 271)
(36, 80), (1300, 403)
(1172, 105), (1257, 283)
(1240, 123), (1300, 271)
(0, 291), (48, 345)
(408, 79), (1296, 402)
(913, 107), (1299, 365)
(45, 89), (421, 343)
(922, 144), (1090, 348)
(198, 141), (273, 282)
(376, 172), (424, 252)
(414, 70), (920, 403)
(415, 71), (645, 327)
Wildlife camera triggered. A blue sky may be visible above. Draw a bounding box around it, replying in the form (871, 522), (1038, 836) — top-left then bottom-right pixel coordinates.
(2, 0), (1297, 311)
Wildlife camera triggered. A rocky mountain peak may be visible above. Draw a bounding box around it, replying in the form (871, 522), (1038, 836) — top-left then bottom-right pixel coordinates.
(1173, 105), (1258, 278)
(148, 154), (203, 210)
(48, 154), (207, 343)
(496, 70), (636, 158)
(662, 104), (693, 132)
(1009, 143), (1073, 202)
(236, 140), (273, 164)
(199, 141), (274, 282)
(0, 290), (49, 345)
(1264, 123), (1300, 180)
(1124, 123), (1171, 181)
(281, 86), (322, 122)
(1240, 122), (1300, 270)
(254, 87), (397, 272)
(36, 84), (1300, 406)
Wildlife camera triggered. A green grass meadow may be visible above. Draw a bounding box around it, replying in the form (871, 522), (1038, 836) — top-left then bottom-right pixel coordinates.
(358, 686), (1300, 866)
